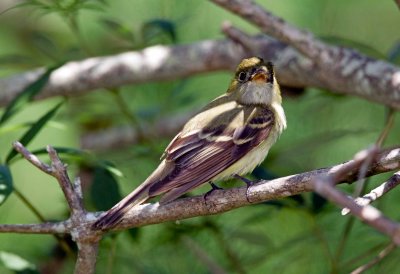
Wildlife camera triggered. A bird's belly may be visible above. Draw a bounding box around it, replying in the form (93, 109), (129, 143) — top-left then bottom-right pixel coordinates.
(211, 136), (275, 182)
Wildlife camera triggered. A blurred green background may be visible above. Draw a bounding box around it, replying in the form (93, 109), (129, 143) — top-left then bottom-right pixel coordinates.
(0, 0), (399, 273)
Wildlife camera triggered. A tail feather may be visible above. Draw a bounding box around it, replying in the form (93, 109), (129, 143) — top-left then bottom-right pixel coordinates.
(92, 185), (150, 230)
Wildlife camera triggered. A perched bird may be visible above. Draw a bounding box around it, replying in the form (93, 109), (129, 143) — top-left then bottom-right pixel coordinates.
(93, 57), (286, 229)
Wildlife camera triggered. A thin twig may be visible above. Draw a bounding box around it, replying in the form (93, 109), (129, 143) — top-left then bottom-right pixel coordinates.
(350, 243), (396, 274)
(0, 222), (68, 234)
(12, 141), (53, 174)
(354, 110), (395, 197)
(376, 108), (395, 147)
(47, 146), (84, 216)
(342, 172), (400, 215)
(313, 176), (400, 245)
(342, 242), (387, 269)
(353, 147), (379, 197)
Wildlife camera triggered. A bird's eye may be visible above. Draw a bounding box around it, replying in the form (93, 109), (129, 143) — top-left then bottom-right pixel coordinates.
(238, 71), (247, 82)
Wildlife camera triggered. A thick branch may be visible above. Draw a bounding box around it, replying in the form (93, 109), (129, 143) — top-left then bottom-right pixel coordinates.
(1, 145), (400, 272)
(1, 34), (400, 109)
(212, 0), (400, 108)
(112, 147), (400, 230)
(75, 242), (99, 274)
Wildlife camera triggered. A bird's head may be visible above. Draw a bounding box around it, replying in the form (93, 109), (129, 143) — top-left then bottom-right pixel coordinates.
(228, 57), (281, 106)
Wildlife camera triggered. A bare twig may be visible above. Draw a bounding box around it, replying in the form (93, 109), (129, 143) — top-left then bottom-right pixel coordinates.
(0, 222), (68, 234)
(12, 141), (53, 174)
(376, 108), (395, 147)
(353, 146), (379, 197)
(9, 143), (100, 274)
(313, 176), (400, 244)
(47, 146), (84, 217)
(342, 172), (400, 215)
(351, 243), (396, 274)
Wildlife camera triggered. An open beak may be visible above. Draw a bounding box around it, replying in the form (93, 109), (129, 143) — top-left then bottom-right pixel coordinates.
(250, 68), (268, 83)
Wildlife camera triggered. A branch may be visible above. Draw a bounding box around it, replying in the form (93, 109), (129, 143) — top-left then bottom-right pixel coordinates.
(1, 32), (400, 109)
(342, 171), (400, 215)
(313, 176), (400, 244)
(351, 243), (397, 274)
(312, 148), (400, 245)
(211, 0), (400, 109)
(112, 147), (400, 230)
(2, 144), (400, 271)
(0, 222), (68, 234)
(80, 111), (194, 150)
(8, 142), (100, 274)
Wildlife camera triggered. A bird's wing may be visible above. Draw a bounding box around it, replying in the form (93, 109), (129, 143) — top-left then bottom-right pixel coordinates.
(148, 107), (275, 203)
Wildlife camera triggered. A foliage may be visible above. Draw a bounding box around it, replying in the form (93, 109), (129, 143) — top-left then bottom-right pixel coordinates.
(0, 1), (399, 274)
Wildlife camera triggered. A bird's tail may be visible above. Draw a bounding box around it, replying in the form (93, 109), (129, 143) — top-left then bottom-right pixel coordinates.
(92, 184), (150, 230)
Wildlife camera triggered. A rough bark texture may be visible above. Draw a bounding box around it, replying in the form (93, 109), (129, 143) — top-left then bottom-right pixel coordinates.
(1, 34), (400, 109)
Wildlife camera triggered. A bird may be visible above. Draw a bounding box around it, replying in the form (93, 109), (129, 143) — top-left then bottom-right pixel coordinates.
(92, 57), (287, 230)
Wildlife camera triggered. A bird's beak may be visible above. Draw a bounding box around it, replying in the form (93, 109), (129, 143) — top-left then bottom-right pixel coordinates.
(250, 68), (268, 83)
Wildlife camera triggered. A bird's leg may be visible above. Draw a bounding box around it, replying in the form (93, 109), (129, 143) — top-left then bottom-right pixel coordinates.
(203, 182), (223, 203)
(234, 174), (255, 203)
(209, 182), (224, 191)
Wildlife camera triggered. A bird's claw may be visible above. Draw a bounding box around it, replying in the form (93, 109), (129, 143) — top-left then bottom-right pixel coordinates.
(234, 174), (255, 203)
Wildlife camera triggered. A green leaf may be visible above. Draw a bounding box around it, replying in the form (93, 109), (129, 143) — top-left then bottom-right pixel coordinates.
(90, 166), (122, 211)
(5, 101), (64, 164)
(142, 19), (177, 45)
(0, 66), (57, 126)
(0, 251), (38, 274)
(0, 165), (13, 205)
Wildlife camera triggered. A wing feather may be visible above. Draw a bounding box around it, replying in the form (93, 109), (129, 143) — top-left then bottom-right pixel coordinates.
(148, 107), (275, 203)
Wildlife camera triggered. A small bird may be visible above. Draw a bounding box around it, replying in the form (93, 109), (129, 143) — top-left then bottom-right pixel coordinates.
(93, 57), (286, 229)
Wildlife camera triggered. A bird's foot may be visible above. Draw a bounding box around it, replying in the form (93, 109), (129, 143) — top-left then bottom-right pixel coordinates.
(234, 174), (255, 203)
(203, 182), (224, 205)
